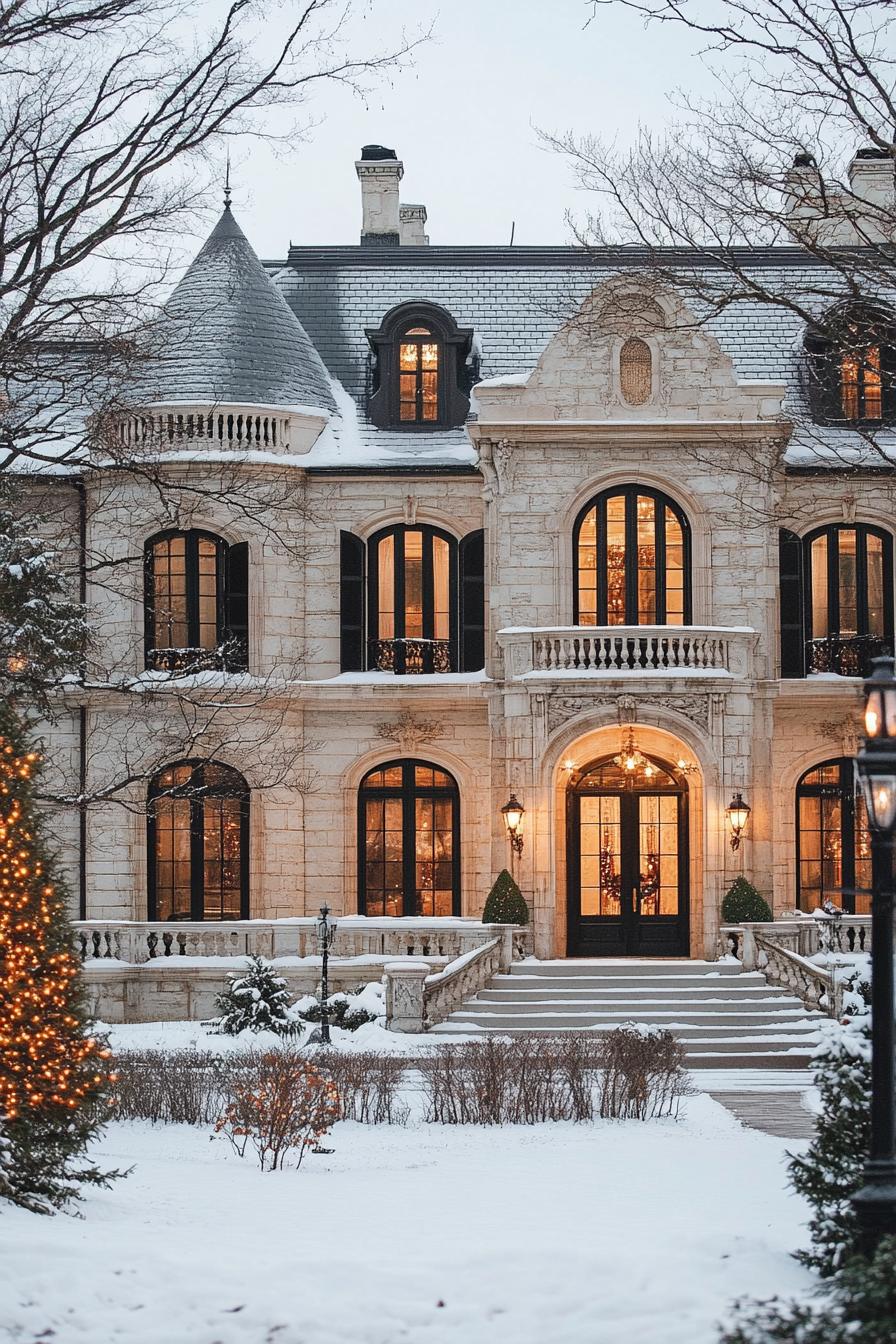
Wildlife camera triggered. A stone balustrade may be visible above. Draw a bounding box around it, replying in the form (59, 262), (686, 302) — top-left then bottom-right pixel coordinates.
(111, 400), (327, 457)
(498, 625), (756, 680)
(719, 915), (870, 963)
(75, 917), (531, 966)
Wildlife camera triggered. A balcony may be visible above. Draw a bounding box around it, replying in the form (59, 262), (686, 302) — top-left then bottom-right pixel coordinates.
(807, 634), (892, 678)
(368, 637), (453, 675)
(498, 625), (755, 681)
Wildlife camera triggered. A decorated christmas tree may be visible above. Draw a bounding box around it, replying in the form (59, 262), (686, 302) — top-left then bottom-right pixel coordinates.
(0, 707), (115, 1212)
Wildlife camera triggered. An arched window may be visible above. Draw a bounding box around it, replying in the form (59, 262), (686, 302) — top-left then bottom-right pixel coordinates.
(804, 523), (893, 675)
(796, 758), (871, 913)
(367, 524), (458, 673)
(619, 337), (652, 405)
(144, 530), (248, 672)
(147, 761), (249, 921)
(574, 486), (691, 626)
(358, 760), (460, 916)
(366, 301), (475, 429)
(804, 305), (896, 425)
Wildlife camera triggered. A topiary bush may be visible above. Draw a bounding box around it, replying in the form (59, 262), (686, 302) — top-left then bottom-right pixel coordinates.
(482, 869), (529, 925)
(721, 877), (772, 923)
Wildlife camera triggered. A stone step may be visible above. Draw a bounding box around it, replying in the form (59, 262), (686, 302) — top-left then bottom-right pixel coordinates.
(507, 960), (747, 977)
(445, 1011), (819, 1032)
(503, 972), (771, 989)
(476, 987), (803, 1003)
(433, 957), (820, 1072)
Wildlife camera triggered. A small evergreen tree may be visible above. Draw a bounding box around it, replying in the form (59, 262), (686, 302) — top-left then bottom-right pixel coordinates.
(721, 877), (772, 923)
(210, 955), (300, 1036)
(789, 972), (872, 1276)
(0, 707), (115, 1213)
(482, 869), (529, 925)
(720, 1236), (896, 1344)
(0, 484), (88, 715)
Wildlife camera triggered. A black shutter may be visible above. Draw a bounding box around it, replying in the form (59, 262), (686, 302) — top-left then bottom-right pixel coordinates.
(224, 541), (249, 671)
(340, 530), (366, 672)
(459, 529), (485, 672)
(779, 528), (805, 679)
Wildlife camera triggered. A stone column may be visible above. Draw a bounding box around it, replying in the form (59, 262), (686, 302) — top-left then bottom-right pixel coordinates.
(383, 960), (430, 1033)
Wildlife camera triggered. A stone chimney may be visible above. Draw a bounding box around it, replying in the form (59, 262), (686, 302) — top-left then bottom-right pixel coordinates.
(356, 145), (429, 246)
(356, 144), (403, 246)
(400, 203), (428, 246)
(847, 146), (894, 210)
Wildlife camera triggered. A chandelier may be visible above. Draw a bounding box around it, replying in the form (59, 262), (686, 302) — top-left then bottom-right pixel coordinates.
(613, 728), (660, 781)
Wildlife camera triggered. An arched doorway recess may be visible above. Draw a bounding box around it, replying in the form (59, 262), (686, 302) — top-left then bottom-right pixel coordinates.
(566, 750), (689, 956)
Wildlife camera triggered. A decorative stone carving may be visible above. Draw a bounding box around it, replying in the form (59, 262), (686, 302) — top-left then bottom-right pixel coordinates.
(492, 437), (515, 487)
(546, 690), (713, 736)
(374, 710), (441, 752)
(820, 719), (861, 756)
(547, 694), (612, 734)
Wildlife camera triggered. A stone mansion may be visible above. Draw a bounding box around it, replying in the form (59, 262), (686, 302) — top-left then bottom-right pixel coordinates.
(28, 143), (896, 967)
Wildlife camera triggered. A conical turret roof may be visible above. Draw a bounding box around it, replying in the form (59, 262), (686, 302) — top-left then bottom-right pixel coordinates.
(140, 205), (336, 412)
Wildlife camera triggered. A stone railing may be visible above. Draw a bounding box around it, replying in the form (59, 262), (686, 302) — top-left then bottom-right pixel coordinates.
(718, 916), (871, 962)
(498, 625), (755, 680)
(75, 917), (527, 966)
(111, 400), (327, 458)
(752, 932), (841, 1017)
(384, 931), (511, 1032)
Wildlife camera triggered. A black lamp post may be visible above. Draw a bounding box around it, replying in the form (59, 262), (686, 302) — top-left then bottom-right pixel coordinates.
(315, 904), (338, 1046)
(852, 655), (896, 1252)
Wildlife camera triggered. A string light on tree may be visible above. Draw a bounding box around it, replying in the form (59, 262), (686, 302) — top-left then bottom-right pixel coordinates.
(0, 711), (114, 1212)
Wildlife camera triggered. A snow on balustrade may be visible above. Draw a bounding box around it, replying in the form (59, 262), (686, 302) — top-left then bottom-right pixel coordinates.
(497, 625), (757, 679)
(74, 918), (531, 966)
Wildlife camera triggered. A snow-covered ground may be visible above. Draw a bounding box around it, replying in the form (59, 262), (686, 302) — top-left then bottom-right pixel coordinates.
(0, 1094), (813, 1344)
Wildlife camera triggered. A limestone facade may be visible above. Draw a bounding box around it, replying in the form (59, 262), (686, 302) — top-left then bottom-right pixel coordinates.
(27, 153), (896, 968)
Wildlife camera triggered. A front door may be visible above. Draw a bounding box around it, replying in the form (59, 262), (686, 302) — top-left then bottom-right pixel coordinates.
(567, 756), (689, 956)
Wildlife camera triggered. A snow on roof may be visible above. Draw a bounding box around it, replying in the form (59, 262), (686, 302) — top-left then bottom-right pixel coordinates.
(134, 206), (336, 413)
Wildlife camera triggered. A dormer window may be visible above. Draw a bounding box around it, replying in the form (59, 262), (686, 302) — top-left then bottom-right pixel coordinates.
(367, 301), (474, 429)
(805, 304), (896, 425)
(399, 326), (439, 422)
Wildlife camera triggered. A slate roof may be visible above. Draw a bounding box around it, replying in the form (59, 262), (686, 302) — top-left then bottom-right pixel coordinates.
(270, 245), (896, 469)
(138, 206), (336, 412)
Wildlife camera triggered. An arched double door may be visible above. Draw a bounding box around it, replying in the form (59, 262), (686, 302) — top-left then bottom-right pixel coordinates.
(566, 755), (689, 957)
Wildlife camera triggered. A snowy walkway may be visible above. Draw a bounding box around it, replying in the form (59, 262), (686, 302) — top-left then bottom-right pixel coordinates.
(0, 1095), (814, 1344)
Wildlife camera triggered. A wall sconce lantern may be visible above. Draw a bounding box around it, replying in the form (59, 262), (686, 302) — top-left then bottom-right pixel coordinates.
(501, 792), (525, 856)
(725, 792), (751, 851)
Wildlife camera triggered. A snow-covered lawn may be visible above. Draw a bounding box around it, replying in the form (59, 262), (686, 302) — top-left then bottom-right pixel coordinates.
(0, 1094), (813, 1344)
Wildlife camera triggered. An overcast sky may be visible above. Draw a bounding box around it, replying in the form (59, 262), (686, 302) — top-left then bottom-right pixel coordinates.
(226, 0), (718, 258)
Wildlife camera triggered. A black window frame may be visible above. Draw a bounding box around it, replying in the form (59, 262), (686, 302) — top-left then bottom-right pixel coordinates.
(357, 758), (461, 917)
(365, 301), (475, 431)
(367, 523), (459, 673)
(804, 304), (896, 426)
(144, 528), (248, 672)
(803, 522), (894, 675)
(572, 485), (692, 625)
(147, 759), (250, 922)
(795, 757), (870, 914)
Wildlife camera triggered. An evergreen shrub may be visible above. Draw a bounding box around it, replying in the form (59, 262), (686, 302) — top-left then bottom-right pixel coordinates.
(482, 869), (529, 924)
(721, 877), (772, 923)
(209, 955), (300, 1036)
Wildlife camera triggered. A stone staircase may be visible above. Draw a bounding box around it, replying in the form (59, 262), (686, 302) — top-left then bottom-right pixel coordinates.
(429, 959), (824, 1069)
